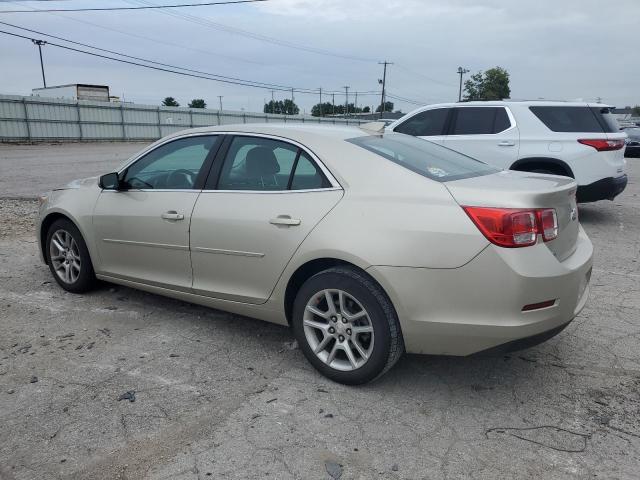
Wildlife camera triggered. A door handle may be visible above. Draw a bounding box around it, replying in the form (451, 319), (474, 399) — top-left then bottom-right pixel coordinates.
(161, 211), (184, 221)
(269, 215), (301, 226)
(498, 140), (516, 146)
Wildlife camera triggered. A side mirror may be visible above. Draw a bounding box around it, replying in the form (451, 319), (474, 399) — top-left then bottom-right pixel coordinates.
(99, 172), (121, 190)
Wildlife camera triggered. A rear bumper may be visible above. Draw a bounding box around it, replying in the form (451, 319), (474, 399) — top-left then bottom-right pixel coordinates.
(577, 175), (627, 202)
(367, 226), (593, 356)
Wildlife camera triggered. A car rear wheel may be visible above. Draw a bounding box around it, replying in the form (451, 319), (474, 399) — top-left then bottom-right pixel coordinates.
(292, 266), (404, 384)
(46, 219), (96, 293)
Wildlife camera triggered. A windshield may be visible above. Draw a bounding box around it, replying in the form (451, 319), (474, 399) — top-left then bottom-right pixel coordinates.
(346, 133), (498, 182)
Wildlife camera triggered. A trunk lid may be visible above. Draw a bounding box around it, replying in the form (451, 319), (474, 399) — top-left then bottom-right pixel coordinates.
(444, 170), (580, 261)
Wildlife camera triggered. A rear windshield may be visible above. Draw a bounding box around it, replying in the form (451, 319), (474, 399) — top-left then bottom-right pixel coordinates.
(530, 106), (619, 133)
(346, 133), (498, 182)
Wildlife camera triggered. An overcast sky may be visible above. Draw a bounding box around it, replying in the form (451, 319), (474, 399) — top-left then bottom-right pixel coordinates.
(0, 0), (638, 113)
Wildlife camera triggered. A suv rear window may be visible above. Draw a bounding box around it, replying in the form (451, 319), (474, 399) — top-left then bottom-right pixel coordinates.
(346, 133), (497, 182)
(529, 106), (618, 133)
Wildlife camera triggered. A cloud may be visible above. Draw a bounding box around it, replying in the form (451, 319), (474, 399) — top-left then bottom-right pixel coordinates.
(1, 0), (638, 111)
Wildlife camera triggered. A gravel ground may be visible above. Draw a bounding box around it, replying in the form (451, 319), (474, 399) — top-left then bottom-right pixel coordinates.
(0, 144), (639, 479)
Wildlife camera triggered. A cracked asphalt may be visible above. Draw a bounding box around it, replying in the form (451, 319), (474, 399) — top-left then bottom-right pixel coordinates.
(0, 143), (639, 479)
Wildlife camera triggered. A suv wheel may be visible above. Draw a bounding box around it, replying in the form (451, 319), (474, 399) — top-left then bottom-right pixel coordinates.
(292, 266), (404, 384)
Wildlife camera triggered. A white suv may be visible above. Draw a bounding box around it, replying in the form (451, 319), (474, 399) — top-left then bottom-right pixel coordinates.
(388, 101), (628, 202)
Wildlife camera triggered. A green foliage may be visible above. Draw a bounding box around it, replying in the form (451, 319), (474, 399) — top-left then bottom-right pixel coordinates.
(264, 99), (300, 115)
(162, 96), (179, 107)
(188, 99), (207, 108)
(362, 106), (371, 113)
(311, 102), (366, 116)
(376, 101), (394, 113)
(463, 67), (511, 101)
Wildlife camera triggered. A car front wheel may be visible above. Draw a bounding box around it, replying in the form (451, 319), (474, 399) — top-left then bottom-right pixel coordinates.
(292, 266), (404, 385)
(46, 218), (96, 293)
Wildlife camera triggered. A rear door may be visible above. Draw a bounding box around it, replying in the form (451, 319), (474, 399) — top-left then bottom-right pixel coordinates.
(443, 106), (519, 169)
(189, 135), (343, 304)
(392, 107), (451, 145)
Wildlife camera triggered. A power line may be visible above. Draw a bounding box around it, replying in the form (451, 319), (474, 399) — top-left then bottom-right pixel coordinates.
(0, 28), (381, 97)
(0, 0), (267, 13)
(126, 0), (377, 63)
(394, 64), (455, 88)
(0, 21), (313, 92)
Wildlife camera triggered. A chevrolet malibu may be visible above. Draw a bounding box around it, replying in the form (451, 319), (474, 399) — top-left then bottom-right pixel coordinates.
(37, 124), (593, 384)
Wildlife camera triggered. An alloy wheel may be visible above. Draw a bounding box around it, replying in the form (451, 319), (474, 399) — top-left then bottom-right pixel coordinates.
(303, 289), (375, 371)
(49, 229), (81, 284)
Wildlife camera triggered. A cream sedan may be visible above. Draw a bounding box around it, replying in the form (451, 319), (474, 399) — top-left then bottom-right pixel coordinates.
(37, 124), (593, 384)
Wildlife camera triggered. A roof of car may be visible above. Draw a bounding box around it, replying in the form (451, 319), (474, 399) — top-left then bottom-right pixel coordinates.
(168, 123), (370, 143)
(406, 100), (611, 108)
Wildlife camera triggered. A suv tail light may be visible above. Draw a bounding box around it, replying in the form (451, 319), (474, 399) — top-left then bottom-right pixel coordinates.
(578, 138), (625, 151)
(463, 207), (558, 248)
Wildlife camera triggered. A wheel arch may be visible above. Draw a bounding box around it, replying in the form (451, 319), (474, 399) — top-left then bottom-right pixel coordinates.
(40, 211), (85, 265)
(283, 257), (397, 327)
(510, 157), (575, 178)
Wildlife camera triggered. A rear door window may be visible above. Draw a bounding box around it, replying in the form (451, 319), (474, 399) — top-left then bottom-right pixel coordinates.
(394, 108), (449, 136)
(529, 106), (610, 133)
(451, 107), (511, 135)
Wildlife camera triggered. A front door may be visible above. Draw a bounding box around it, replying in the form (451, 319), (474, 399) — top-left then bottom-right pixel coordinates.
(93, 135), (219, 289)
(190, 135), (343, 304)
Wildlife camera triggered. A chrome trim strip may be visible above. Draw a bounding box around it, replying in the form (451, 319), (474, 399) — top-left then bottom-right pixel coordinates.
(117, 132), (221, 174)
(199, 187), (342, 194)
(103, 238), (189, 251)
(192, 246), (264, 258)
(117, 130), (343, 190)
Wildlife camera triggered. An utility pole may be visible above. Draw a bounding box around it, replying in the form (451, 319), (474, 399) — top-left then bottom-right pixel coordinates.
(378, 61), (393, 119)
(343, 86), (350, 118)
(218, 95), (223, 111)
(270, 90), (275, 114)
(32, 39), (47, 88)
(332, 93), (335, 115)
(318, 87), (322, 116)
(291, 88), (295, 115)
(457, 66), (469, 102)
(354, 91), (358, 113)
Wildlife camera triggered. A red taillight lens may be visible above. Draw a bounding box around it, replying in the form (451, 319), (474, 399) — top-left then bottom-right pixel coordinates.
(462, 207), (537, 248)
(578, 138), (625, 151)
(463, 207), (559, 248)
(537, 208), (558, 241)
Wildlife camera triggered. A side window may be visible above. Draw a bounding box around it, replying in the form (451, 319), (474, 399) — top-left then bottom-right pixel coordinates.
(452, 107), (510, 135)
(394, 108), (449, 136)
(123, 136), (217, 189)
(494, 108), (511, 133)
(217, 136), (329, 191)
(290, 152), (330, 190)
(529, 106), (606, 133)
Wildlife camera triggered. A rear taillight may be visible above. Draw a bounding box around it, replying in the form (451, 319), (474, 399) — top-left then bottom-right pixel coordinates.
(463, 207), (558, 248)
(537, 208), (558, 241)
(578, 138), (625, 151)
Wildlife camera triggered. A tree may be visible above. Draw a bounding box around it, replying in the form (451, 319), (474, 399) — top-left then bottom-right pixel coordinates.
(188, 98), (206, 108)
(162, 96), (179, 107)
(264, 99), (299, 115)
(633, 105), (640, 117)
(463, 67), (510, 101)
(311, 102), (334, 117)
(376, 101), (394, 113)
(362, 106), (371, 113)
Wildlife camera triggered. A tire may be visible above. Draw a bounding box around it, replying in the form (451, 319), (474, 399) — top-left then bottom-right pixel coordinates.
(291, 266), (404, 385)
(46, 218), (96, 293)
